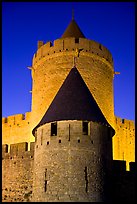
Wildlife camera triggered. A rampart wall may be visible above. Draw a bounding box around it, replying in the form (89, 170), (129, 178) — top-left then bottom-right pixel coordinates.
(2, 112), (35, 146)
(112, 116), (135, 170)
(2, 121), (135, 202)
(2, 142), (35, 202)
(2, 112), (135, 173)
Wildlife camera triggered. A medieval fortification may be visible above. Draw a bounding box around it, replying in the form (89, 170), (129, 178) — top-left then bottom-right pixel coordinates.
(2, 17), (135, 202)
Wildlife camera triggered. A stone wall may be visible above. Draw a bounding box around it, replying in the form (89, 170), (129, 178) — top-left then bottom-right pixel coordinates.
(112, 116), (135, 170)
(32, 120), (113, 202)
(31, 37), (115, 132)
(2, 122), (135, 202)
(2, 112), (35, 145)
(2, 142), (35, 202)
(111, 160), (136, 202)
(2, 113), (135, 172)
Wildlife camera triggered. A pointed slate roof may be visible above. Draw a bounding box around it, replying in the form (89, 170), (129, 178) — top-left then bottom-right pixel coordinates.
(61, 19), (85, 38)
(32, 67), (111, 135)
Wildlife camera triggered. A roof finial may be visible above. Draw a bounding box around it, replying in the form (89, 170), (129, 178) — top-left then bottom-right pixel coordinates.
(72, 8), (74, 20)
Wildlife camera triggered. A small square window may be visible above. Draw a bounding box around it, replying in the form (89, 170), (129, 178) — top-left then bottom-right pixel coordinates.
(75, 38), (79, 43)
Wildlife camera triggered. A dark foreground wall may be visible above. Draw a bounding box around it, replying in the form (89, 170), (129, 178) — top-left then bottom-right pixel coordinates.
(2, 142), (136, 202)
(111, 160), (136, 202)
(2, 142), (34, 202)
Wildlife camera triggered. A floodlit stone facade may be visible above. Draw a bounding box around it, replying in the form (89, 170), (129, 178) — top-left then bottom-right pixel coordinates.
(2, 18), (135, 202)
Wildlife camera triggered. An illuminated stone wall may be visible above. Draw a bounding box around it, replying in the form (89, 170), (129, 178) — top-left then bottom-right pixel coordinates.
(2, 112), (35, 146)
(31, 38), (115, 131)
(112, 116), (135, 170)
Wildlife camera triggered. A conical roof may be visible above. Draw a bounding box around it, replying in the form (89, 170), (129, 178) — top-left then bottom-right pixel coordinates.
(61, 19), (85, 38)
(32, 67), (111, 135)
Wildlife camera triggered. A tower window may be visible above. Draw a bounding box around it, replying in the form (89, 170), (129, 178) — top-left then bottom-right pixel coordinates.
(51, 122), (57, 136)
(75, 38), (79, 43)
(99, 44), (102, 50)
(122, 119), (125, 124)
(44, 169), (47, 192)
(83, 121), (89, 135)
(84, 166), (88, 193)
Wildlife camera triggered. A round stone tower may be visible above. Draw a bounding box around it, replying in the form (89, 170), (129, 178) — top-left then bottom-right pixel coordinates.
(32, 67), (115, 202)
(30, 18), (115, 135)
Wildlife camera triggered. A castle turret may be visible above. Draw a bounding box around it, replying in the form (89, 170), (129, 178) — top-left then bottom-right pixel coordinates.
(30, 18), (115, 140)
(32, 66), (115, 202)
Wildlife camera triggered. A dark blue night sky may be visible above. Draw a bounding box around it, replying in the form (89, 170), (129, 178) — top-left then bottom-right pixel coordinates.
(2, 2), (135, 121)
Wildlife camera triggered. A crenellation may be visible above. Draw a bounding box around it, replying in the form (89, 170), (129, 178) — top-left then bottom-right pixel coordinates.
(32, 38), (113, 66)
(2, 142), (35, 160)
(7, 115), (15, 125)
(37, 41), (44, 49)
(2, 144), (8, 154)
(54, 39), (64, 50)
(30, 142), (35, 152)
(10, 144), (18, 155)
(17, 142), (28, 154)
(2, 117), (8, 123)
(35, 121), (112, 153)
(63, 37), (78, 49)
(2, 112), (31, 126)
(115, 116), (135, 129)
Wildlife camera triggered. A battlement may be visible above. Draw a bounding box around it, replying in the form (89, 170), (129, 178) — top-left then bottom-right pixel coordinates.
(32, 38), (113, 66)
(112, 160), (136, 173)
(34, 120), (113, 157)
(2, 142), (35, 159)
(115, 116), (135, 130)
(2, 112), (31, 126)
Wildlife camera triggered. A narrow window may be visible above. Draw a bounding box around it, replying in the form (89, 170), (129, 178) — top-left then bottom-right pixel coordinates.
(84, 167), (88, 193)
(41, 129), (43, 145)
(45, 181), (47, 192)
(68, 124), (70, 141)
(75, 38), (79, 43)
(51, 122), (57, 136)
(83, 121), (89, 135)
(5, 144), (8, 153)
(99, 44), (102, 50)
(122, 119), (124, 124)
(22, 114), (25, 120)
(44, 169), (47, 192)
(59, 139), (61, 143)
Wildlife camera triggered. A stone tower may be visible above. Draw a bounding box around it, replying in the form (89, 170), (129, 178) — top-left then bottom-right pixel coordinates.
(30, 18), (115, 138)
(31, 18), (115, 202)
(2, 16), (135, 203)
(32, 66), (115, 202)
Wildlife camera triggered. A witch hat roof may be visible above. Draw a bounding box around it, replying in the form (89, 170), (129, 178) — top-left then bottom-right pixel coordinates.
(32, 67), (110, 135)
(61, 19), (85, 38)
